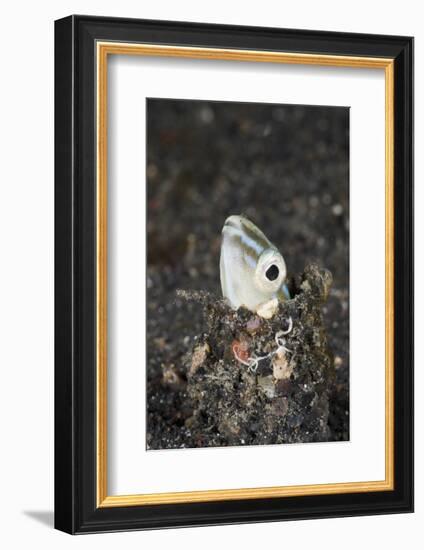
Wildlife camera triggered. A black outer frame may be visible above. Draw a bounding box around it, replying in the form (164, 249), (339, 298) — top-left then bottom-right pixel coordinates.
(54, 15), (414, 534)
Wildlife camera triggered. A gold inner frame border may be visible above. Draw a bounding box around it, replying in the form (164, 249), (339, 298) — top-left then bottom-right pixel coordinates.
(96, 42), (395, 508)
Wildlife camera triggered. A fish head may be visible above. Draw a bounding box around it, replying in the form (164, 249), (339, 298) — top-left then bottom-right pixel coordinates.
(220, 215), (288, 312)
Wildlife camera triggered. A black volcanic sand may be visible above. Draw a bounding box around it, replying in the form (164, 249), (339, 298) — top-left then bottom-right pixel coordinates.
(146, 99), (349, 449)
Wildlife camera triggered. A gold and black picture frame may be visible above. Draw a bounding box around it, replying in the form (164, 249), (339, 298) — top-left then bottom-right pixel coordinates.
(54, 15), (413, 533)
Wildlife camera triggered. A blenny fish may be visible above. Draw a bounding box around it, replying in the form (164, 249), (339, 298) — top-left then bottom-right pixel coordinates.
(220, 215), (290, 315)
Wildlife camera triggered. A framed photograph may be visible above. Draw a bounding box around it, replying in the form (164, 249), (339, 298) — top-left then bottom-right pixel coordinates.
(54, 15), (413, 533)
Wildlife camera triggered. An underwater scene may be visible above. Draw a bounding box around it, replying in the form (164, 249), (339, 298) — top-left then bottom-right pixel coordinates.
(146, 98), (349, 449)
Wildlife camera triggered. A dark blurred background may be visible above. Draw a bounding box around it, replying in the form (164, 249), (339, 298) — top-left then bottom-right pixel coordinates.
(146, 98), (349, 448)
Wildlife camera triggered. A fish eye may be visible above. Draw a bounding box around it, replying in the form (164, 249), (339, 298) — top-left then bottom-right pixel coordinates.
(254, 249), (287, 293)
(265, 264), (279, 281)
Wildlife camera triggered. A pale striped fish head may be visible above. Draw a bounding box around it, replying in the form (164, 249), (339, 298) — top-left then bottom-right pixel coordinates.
(220, 215), (290, 312)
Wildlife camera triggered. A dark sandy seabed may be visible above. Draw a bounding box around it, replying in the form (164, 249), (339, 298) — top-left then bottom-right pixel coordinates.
(146, 99), (349, 449)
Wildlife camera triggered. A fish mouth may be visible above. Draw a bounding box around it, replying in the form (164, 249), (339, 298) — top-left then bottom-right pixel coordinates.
(223, 215), (245, 232)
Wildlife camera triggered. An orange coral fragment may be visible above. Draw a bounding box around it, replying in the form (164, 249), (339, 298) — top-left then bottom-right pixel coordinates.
(232, 339), (250, 364)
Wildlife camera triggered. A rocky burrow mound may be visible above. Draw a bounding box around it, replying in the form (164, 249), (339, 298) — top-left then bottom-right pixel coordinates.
(161, 263), (336, 448)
